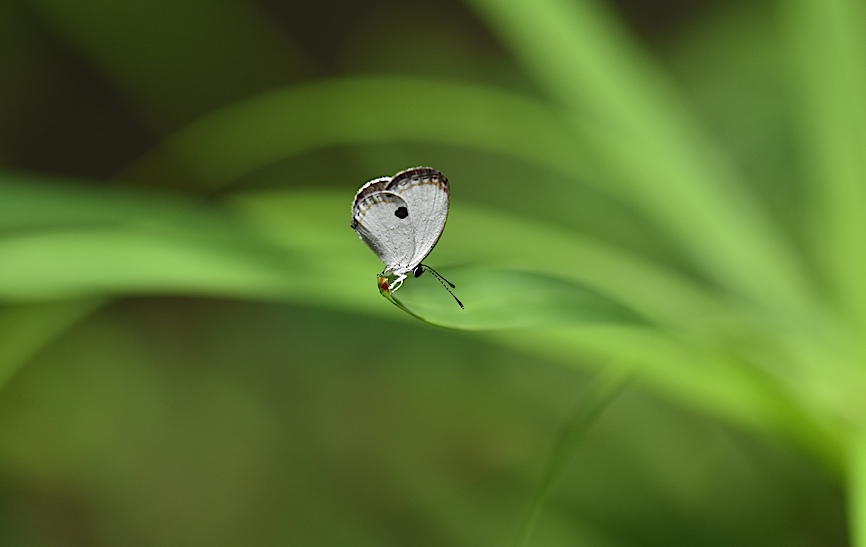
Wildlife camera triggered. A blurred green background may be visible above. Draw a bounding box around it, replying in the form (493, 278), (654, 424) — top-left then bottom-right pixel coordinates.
(1, 0), (864, 544)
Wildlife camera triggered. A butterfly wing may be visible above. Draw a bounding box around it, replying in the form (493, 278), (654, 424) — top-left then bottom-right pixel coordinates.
(386, 167), (449, 268)
(352, 184), (416, 273)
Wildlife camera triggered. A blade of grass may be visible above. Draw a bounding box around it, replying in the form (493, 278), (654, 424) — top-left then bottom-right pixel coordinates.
(230, 189), (726, 330)
(0, 177), (776, 336)
(465, 0), (815, 320)
(127, 76), (597, 189)
(0, 171), (239, 230)
(386, 265), (645, 330)
(779, 0), (866, 332)
(0, 177), (662, 327)
(0, 227), (302, 302)
(514, 369), (632, 547)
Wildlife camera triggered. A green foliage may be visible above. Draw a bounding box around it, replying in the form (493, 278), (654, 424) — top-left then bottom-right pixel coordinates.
(1, 0), (864, 544)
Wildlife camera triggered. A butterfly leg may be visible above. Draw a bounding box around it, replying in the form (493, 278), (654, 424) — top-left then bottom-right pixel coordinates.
(388, 272), (407, 292)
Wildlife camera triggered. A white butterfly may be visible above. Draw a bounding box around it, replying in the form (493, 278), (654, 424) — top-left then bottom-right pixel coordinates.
(351, 166), (462, 308)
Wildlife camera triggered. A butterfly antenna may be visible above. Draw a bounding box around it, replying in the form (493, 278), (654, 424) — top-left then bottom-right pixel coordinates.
(421, 265), (464, 309)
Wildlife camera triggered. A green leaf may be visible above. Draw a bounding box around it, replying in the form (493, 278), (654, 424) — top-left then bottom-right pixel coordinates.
(386, 265), (644, 330)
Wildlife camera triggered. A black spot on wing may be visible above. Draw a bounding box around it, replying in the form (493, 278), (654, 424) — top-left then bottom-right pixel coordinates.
(395, 206), (408, 219)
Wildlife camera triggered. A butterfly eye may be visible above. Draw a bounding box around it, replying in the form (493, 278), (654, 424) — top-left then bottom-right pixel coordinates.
(394, 206), (408, 219)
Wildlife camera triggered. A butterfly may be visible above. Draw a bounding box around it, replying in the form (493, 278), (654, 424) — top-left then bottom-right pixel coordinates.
(351, 166), (462, 308)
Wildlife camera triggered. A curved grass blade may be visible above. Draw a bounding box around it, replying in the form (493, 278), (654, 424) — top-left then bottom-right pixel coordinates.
(376, 274), (429, 324)
(514, 369), (632, 547)
(386, 265), (645, 330)
(231, 189), (726, 330)
(0, 227), (302, 302)
(127, 76), (595, 189)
